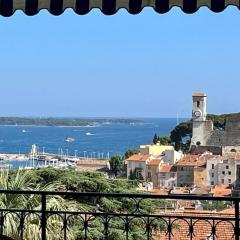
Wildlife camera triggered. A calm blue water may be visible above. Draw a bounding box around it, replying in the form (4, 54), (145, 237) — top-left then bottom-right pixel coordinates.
(1, 160), (45, 169)
(0, 118), (186, 157)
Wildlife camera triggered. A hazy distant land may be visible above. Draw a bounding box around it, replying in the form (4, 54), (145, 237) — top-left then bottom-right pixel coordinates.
(0, 117), (144, 127)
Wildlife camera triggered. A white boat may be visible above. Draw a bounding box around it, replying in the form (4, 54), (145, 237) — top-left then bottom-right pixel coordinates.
(22, 130), (27, 133)
(65, 137), (75, 143)
(86, 132), (94, 136)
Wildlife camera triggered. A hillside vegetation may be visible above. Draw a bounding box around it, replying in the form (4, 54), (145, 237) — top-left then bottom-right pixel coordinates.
(4, 168), (168, 240)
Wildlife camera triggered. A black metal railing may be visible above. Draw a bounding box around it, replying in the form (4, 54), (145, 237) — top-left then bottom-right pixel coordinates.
(0, 190), (238, 240)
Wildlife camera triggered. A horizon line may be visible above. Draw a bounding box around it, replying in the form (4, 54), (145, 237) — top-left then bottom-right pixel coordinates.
(0, 115), (191, 119)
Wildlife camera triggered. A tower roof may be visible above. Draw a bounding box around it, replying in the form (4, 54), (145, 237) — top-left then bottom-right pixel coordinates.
(192, 92), (207, 97)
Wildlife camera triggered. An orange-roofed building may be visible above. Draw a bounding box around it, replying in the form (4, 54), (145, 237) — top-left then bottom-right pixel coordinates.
(126, 154), (150, 180)
(126, 154), (162, 182)
(146, 159), (163, 188)
(126, 153), (164, 186)
(210, 185), (232, 197)
(158, 164), (177, 189)
(176, 154), (211, 187)
(155, 209), (234, 240)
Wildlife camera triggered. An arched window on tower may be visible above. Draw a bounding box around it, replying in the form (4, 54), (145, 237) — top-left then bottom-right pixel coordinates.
(197, 101), (200, 108)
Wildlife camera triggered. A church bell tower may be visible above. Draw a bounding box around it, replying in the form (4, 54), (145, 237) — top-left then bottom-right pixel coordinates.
(191, 92), (213, 147)
(192, 93), (207, 122)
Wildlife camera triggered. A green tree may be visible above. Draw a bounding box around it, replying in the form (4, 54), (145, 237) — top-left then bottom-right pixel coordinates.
(202, 200), (230, 211)
(170, 120), (192, 151)
(157, 136), (171, 145)
(207, 114), (228, 130)
(109, 155), (124, 177)
(129, 168), (144, 181)
(124, 149), (139, 159)
(0, 170), (76, 240)
(153, 133), (158, 144)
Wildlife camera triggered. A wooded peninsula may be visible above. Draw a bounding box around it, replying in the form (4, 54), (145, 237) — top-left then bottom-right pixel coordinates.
(0, 117), (143, 126)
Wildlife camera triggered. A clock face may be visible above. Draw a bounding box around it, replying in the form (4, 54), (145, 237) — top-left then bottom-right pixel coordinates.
(194, 110), (202, 118)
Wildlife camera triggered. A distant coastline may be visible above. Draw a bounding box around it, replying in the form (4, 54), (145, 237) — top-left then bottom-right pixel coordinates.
(0, 117), (144, 127)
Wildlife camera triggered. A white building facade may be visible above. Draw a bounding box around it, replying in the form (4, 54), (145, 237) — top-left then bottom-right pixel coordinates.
(207, 156), (240, 186)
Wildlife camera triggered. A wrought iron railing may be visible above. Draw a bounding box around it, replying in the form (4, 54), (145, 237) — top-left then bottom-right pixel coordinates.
(0, 190), (238, 240)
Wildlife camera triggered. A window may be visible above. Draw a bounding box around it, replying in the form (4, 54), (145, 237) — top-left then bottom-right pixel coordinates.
(211, 173), (214, 178)
(228, 179), (231, 184)
(228, 171), (231, 175)
(211, 181), (214, 185)
(223, 160), (228, 164)
(160, 173), (166, 177)
(222, 171), (225, 175)
(226, 165), (229, 169)
(212, 164), (214, 169)
(221, 179), (224, 184)
(147, 172), (151, 179)
(197, 101), (200, 108)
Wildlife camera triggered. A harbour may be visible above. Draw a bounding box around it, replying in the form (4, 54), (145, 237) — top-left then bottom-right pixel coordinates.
(0, 145), (110, 170)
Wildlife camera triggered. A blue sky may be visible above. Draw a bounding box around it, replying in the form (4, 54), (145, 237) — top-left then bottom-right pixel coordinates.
(0, 6), (240, 118)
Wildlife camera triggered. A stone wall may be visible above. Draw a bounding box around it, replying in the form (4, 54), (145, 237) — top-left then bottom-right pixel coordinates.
(191, 146), (222, 155)
(207, 130), (225, 146)
(177, 166), (194, 187)
(191, 120), (213, 146)
(225, 113), (240, 131)
(205, 113), (240, 147)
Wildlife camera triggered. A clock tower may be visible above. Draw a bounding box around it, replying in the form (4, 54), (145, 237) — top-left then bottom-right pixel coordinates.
(191, 92), (213, 147)
(192, 92), (207, 122)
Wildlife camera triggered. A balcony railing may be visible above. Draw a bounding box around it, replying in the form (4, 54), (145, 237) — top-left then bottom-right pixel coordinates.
(0, 190), (239, 240)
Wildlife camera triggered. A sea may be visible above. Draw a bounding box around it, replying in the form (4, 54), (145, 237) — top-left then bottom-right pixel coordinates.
(0, 118), (187, 168)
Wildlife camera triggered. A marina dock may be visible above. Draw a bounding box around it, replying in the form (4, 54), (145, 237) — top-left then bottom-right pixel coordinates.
(0, 145), (110, 171)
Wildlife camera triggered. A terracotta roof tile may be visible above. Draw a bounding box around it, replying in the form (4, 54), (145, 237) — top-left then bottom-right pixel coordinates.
(155, 210), (234, 240)
(219, 208), (235, 215)
(170, 187), (191, 195)
(151, 188), (170, 195)
(210, 185), (232, 197)
(176, 154), (212, 167)
(127, 154), (150, 162)
(147, 159), (162, 166)
(159, 165), (177, 173)
(191, 186), (211, 195)
(192, 92), (207, 97)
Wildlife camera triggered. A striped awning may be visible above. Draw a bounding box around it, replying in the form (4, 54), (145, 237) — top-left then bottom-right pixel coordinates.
(0, 0), (239, 17)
